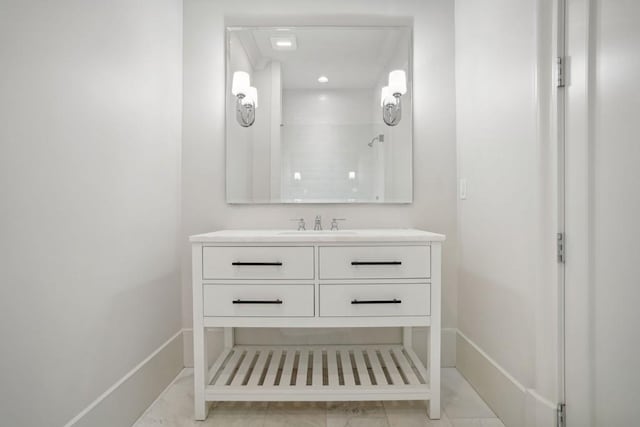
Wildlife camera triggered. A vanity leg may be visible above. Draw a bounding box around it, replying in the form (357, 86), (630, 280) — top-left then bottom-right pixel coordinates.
(402, 327), (413, 348)
(427, 325), (441, 419)
(193, 324), (209, 420)
(427, 243), (442, 419)
(224, 327), (234, 348)
(192, 243), (209, 420)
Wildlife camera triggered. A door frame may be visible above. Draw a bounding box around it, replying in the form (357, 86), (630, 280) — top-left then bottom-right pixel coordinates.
(563, 0), (595, 425)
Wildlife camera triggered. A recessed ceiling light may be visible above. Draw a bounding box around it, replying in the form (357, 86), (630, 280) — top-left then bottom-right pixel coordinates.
(270, 36), (297, 50)
(318, 76), (329, 83)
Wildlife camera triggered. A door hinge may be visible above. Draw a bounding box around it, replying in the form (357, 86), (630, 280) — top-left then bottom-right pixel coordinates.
(557, 232), (565, 263)
(557, 57), (566, 88)
(557, 403), (566, 427)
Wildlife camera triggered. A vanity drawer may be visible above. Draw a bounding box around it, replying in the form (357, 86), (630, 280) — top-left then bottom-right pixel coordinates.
(319, 246), (430, 279)
(202, 246), (314, 280)
(203, 284), (314, 317)
(319, 283), (430, 317)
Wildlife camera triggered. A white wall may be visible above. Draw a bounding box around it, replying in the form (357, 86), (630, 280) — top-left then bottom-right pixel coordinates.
(0, 1), (183, 426)
(565, 0), (640, 425)
(281, 89), (375, 202)
(270, 61), (283, 200)
(182, 0), (458, 360)
(226, 32), (254, 201)
(250, 63), (275, 201)
(379, 30), (413, 202)
(226, 42), (283, 203)
(584, 2), (640, 423)
(367, 28), (413, 204)
(455, 1), (559, 425)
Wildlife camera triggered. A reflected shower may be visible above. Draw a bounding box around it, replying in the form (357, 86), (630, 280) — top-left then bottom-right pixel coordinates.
(368, 134), (385, 147)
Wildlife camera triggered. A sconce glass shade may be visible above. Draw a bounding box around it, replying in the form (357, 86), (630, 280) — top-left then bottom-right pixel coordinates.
(232, 71), (250, 96)
(388, 70), (407, 95)
(241, 86), (258, 108)
(380, 86), (396, 107)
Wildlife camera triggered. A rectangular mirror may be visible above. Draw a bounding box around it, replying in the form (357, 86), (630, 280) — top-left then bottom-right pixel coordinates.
(226, 26), (413, 203)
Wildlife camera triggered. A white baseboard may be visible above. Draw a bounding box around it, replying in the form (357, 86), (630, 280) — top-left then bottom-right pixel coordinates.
(408, 327), (457, 368)
(525, 388), (558, 427)
(64, 326), (552, 427)
(59, 325), (553, 427)
(456, 330), (556, 427)
(63, 330), (184, 427)
(442, 327), (457, 367)
(182, 327), (457, 368)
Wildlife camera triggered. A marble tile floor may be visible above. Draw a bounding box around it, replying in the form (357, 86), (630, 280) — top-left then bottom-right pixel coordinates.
(133, 368), (504, 427)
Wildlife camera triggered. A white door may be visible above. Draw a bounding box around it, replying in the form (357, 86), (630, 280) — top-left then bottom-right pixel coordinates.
(564, 0), (640, 425)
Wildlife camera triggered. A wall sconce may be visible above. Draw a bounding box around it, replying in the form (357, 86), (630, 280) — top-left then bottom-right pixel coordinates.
(231, 71), (258, 127)
(380, 70), (407, 126)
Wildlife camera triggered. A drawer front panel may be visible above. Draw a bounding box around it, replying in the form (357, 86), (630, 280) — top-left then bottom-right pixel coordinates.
(203, 284), (314, 317)
(319, 246), (430, 279)
(320, 283), (430, 317)
(202, 246), (314, 280)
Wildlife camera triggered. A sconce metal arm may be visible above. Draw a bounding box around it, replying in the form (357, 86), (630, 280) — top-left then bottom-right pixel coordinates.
(382, 93), (402, 126)
(235, 94), (255, 127)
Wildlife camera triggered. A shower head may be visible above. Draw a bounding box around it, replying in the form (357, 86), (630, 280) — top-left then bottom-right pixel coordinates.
(368, 134), (385, 147)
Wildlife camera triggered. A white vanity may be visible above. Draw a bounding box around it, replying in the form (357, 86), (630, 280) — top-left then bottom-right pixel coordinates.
(190, 229), (445, 420)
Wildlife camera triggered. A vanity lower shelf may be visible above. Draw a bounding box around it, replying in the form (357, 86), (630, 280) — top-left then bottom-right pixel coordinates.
(205, 344), (431, 401)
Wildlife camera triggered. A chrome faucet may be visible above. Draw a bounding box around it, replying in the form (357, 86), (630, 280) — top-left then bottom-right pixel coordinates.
(314, 215), (322, 231)
(290, 218), (306, 230)
(331, 218), (346, 231)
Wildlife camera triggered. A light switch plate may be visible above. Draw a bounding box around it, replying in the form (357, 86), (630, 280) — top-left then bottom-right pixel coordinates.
(459, 179), (467, 200)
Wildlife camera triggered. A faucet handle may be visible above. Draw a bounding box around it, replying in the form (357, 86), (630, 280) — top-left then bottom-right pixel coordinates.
(290, 218), (306, 230)
(330, 218), (346, 231)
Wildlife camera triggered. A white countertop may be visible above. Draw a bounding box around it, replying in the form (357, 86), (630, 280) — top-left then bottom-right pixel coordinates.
(189, 229), (446, 243)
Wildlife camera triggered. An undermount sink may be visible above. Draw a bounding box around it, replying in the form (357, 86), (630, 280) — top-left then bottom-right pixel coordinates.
(278, 230), (357, 235)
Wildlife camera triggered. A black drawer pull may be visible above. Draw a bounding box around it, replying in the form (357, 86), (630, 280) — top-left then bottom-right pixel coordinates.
(233, 299), (283, 304)
(232, 262), (283, 266)
(351, 261), (402, 266)
(351, 299), (402, 304)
